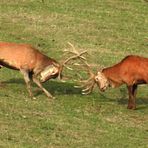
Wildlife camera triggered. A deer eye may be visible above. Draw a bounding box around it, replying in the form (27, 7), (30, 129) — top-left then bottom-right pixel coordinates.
(95, 77), (100, 81)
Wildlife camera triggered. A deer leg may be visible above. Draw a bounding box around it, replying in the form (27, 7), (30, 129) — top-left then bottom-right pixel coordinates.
(127, 85), (137, 109)
(0, 66), (2, 86)
(20, 69), (34, 99)
(32, 76), (54, 99)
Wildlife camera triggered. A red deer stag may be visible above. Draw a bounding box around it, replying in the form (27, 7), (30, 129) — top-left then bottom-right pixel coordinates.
(76, 55), (148, 109)
(0, 42), (87, 99)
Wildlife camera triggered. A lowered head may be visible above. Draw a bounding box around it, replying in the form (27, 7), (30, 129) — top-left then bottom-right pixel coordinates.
(95, 71), (109, 91)
(39, 63), (60, 83)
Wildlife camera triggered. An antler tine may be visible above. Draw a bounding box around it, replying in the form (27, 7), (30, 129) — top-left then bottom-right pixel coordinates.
(64, 50), (87, 61)
(58, 42), (89, 80)
(67, 42), (78, 54)
(75, 78), (95, 95)
(59, 42), (96, 94)
(82, 82), (95, 95)
(75, 78), (93, 88)
(63, 51), (87, 66)
(62, 42), (88, 70)
(79, 59), (95, 78)
(72, 49), (96, 94)
(74, 69), (95, 94)
(67, 42), (87, 60)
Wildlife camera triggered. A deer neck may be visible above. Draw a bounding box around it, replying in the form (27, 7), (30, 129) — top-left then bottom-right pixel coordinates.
(108, 79), (121, 88)
(102, 68), (122, 88)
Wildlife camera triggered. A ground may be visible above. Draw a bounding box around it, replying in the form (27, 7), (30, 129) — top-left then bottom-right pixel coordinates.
(0, 0), (148, 147)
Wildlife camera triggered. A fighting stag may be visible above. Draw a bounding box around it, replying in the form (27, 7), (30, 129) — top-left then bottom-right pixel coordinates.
(0, 42), (87, 99)
(76, 55), (148, 109)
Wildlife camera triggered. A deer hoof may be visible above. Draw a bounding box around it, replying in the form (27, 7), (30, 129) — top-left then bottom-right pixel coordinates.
(51, 96), (56, 99)
(32, 97), (37, 100)
(127, 105), (136, 110)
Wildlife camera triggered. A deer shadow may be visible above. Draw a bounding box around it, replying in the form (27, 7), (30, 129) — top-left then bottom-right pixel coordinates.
(1, 79), (148, 110)
(117, 87), (148, 110)
(91, 87), (148, 110)
(1, 78), (81, 96)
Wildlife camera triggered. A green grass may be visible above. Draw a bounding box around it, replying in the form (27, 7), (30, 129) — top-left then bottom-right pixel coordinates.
(0, 0), (148, 147)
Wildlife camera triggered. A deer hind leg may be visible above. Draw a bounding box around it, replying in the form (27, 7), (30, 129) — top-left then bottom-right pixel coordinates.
(32, 75), (54, 99)
(20, 69), (34, 99)
(127, 85), (137, 109)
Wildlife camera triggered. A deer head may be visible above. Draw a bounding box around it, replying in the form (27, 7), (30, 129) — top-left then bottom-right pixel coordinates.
(36, 42), (88, 83)
(75, 68), (109, 94)
(95, 71), (109, 92)
(40, 63), (60, 83)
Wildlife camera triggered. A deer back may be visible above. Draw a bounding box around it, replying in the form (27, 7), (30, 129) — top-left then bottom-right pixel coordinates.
(0, 42), (59, 71)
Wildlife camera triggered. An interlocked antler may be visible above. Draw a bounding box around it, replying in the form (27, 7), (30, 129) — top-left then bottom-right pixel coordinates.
(74, 58), (96, 95)
(62, 42), (87, 68)
(58, 42), (88, 79)
(64, 43), (97, 94)
(59, 42), (97, 95)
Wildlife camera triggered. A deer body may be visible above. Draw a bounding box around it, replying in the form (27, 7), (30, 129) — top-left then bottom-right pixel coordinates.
(102, 55), (148, 87)
(97, 55), (148, 109)
(78, 54), (148, 109)
(0, 42), (61, 99)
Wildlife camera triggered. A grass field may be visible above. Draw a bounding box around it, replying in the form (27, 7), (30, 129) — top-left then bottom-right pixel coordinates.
(0, 0), (148, 147)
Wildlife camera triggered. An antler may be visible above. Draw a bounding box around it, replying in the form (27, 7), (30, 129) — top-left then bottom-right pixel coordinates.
(62, 42), (87, 68)
(59, 42), (96, 95)
(66, 43), (96, 94)
(58, 42), (88, 79)
(74, 60), (96, 95)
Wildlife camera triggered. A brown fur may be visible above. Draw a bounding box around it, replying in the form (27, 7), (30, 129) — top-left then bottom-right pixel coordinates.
(0, 42), (60, 99)
(102, 55), (148, 109)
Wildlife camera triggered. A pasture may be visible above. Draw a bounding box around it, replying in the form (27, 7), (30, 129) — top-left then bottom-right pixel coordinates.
(0, 0), (148, 147)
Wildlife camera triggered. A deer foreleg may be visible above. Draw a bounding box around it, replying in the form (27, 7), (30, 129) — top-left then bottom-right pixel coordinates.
(127, 85), (137, 109)
(20, 69), (33, 98)
(32, 76), (54, 99)
(0, 65), (3, 69)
